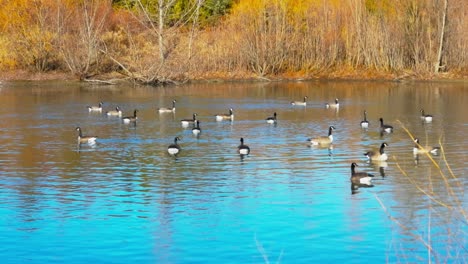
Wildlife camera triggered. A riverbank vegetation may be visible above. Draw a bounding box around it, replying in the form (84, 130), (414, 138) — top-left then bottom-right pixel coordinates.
(0, 0), (466, 83)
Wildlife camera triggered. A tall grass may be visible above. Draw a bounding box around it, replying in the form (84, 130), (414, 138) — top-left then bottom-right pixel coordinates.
(376, 122), (467, 263)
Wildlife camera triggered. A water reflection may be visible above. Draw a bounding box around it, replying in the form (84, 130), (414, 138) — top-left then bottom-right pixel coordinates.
(378, 164), (387, 178)
(0, 80), (466, 264)
(76, 142), (97, 152)
(369, 161), (388, 178)
(351, 182), (374, 195)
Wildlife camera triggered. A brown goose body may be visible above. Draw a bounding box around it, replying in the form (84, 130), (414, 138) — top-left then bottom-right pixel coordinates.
(158, 100), (176, 113)
(413, 138), (440, 155)
(291, 96), (307, 106)
(215, 108), (234, 121)
(379, 118), (393, 133)
(238, 137), (250, 155)
(325, 98), (339, 109)
(266, 112), (277, 124)
(308, 126), (335, 145)
(420, 109), (433, 122)
(360, 110), (369, 128)
(350, 163), (374, 185)
(122, 109), (138, 123)
(87, 102), (103, 112)
(364, 142), (389, 161)
(167, 137), (181, 156)
(76, 127), (97, 144)
(181, 113), (197, 126)
(106, 106), (122, 116)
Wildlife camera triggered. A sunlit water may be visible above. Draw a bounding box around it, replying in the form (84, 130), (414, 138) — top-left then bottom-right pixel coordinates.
(0, 80), (466, 263)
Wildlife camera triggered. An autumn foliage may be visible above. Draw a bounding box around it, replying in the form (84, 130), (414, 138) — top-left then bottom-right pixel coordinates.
(0, 0), (466, 82)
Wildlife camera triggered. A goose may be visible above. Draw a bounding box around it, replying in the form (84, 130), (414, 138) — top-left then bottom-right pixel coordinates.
(181, 113), (197, 126)
(122, 109), (138, 123)
(364, 142), (389, 161)
(75, 127), (97, 144)
(420, 109), (433, 122)
(413, 138), (440, 155)
(106, 106), (122, 117)
(238, 137), (250, 155)
(379, 118), (393, 133)
(192, 120), (201, 135)
(308, 126), (335, 145)
(215, 108), (234, 121)
(87, 102), (103, 112)
(325, 98), (339, 109)
(291, 96), (307, 106)
(266, 112), (277, 124)
(167, 137), (181, 156)
(158, 100), (176, 113)
(350, 163), (374, 185)
(360, 110), (369, 128)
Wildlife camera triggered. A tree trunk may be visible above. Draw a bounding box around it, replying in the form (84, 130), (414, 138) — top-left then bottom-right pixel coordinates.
(435, 0), (448, 73)
(158, 0), (165, 63)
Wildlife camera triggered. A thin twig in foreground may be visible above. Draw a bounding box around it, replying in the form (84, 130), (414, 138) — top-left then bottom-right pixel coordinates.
(374, 194), (438, 263)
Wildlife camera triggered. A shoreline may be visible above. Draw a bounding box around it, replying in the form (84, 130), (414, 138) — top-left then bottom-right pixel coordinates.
(0, 69), (466, 84)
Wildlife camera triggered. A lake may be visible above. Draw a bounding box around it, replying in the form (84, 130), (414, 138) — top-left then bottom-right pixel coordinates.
(0, 80), (466, 263)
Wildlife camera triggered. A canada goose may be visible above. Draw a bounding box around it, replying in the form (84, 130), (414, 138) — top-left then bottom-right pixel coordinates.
(364, 142), (389, 161)
(106, 106), (122, 116)
(167, 137), (181, 156)
(413, 138), (440, 155)
(266, 112), (277, 124)
(325, 98), (339, 109)
(360, 110), (369, 128)
(87, 102), (103, 112)
(158, 100), (176, 113)
(122, 109), (138, 123)
(420, 109), (433, 122)
(215, 108), (234, 121)
(238, 137), (250, 155)
(181, 113), (197, 126)
(291, 96), (307, 106)
(308, 126), (335, 145)
(192, 120), (201, 135)
(350, 163), (374, 185)
(379, 118), (393, 133)
(75, 127), (97, 144)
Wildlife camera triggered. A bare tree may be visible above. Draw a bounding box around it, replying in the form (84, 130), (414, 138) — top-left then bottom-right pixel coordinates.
(101, 0), (204, 84)
(435, 0), (448, 73)
(60, 0), (112, 79)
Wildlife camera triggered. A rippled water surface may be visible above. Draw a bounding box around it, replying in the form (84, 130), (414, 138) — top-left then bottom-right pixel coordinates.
(0, 80), (467, 263)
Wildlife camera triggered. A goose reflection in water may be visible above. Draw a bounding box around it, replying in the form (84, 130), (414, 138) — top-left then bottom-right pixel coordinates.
(414, 154), (434, 166)
(369, 161), (388, 178)
(307, 143), (334, 157)
(351, 182), (374, 195)
(328, 144), (334, 157)
(76, 140), (97, 152)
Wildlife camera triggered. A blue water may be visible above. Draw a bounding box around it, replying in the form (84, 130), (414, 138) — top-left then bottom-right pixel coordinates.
(0, 80), (466, 263)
